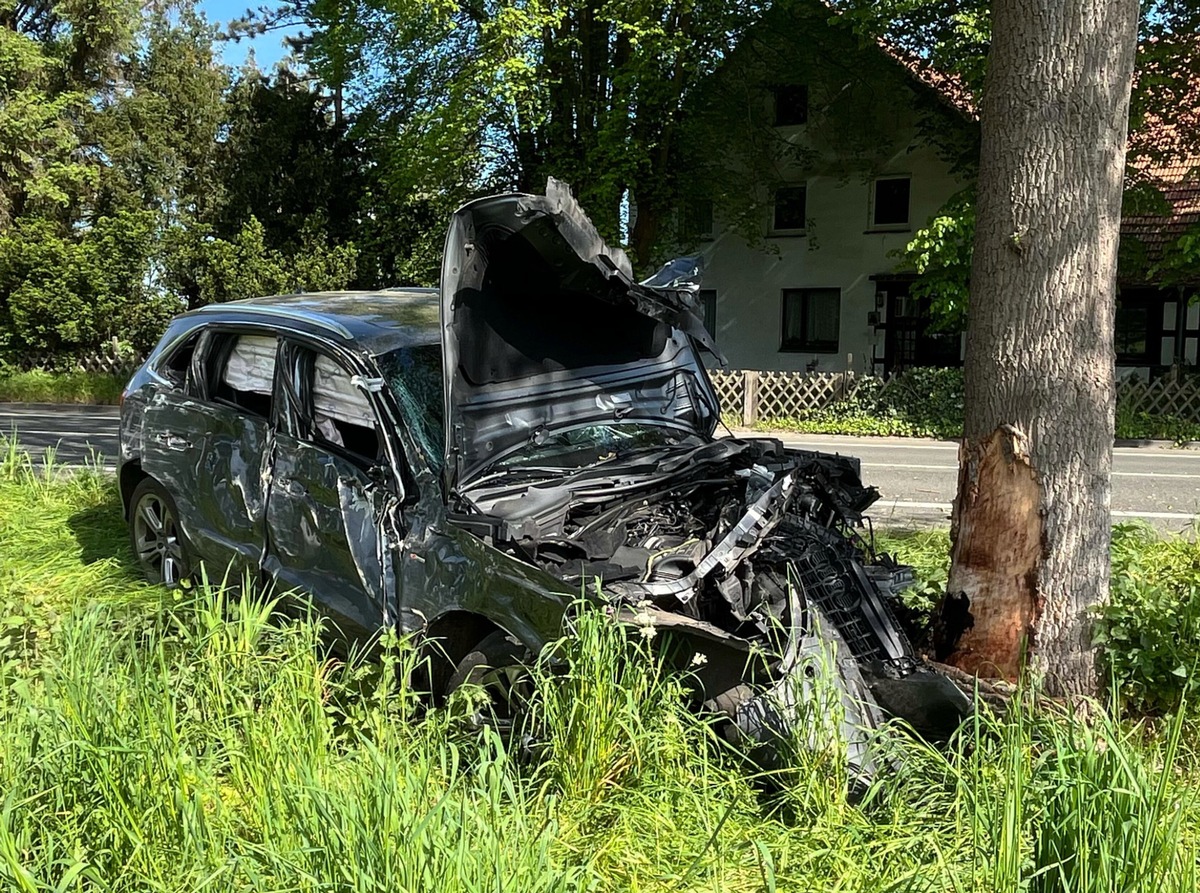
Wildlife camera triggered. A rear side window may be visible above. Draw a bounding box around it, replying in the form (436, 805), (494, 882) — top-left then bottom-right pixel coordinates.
(309, 354), (381, 461)
(157, 332), (200, 389)
(212, 333), (277, 419)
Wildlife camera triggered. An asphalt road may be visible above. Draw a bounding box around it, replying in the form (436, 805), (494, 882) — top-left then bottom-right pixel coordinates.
(5, 404), (1200, 530)
(767, 433), (1200, 531)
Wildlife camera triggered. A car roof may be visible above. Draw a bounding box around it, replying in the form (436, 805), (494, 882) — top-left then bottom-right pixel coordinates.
(183, 290), (441, 354)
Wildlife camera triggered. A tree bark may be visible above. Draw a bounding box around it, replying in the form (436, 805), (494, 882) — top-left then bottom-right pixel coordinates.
(943, 0), (1138, 697)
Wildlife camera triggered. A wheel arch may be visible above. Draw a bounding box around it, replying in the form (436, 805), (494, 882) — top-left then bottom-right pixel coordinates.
(119, 460), (149, 520)
(420, 610), (526, 701)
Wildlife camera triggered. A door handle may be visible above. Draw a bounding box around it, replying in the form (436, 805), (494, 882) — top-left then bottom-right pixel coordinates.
(154, 432), (192, 451)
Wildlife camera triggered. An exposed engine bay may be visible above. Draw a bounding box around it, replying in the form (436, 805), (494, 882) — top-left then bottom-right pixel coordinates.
(451, 433), (967, 761)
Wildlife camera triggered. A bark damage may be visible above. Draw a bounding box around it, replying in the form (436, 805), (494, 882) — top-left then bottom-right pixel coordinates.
(944, 425), (1043, 680)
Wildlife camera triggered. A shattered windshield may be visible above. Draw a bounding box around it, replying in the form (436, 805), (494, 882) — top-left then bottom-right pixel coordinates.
(377, 344), (444, 471)
(492, 423), (704, 472)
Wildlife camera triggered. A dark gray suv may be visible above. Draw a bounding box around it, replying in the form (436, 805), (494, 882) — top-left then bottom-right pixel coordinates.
(119, 180), (968, 772)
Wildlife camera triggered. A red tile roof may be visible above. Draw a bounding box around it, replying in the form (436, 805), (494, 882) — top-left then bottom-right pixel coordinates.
(879, 42), (977, 119)
(1122, 158), (1200, 259)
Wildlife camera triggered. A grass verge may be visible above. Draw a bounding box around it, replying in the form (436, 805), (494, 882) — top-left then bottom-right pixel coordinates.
(0, 369), (126, 405)
(1, 452), (1198, 890)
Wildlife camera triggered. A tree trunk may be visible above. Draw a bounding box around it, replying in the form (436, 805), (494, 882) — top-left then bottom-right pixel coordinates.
(943, 0), (1138, 697)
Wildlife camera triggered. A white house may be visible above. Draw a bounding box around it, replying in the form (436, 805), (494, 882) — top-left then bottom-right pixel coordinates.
(677, 2), (975, 376)
(686, 2), (1199, 379)
(697, 140), (967, 376)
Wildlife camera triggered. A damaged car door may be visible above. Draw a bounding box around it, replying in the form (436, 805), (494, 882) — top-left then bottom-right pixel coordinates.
(140, 329), (277, 578)
(264, 340), (399, 637)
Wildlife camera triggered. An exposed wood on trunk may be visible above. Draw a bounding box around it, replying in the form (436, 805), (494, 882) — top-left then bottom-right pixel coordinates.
(946, 426), (1043, 680)
(945, 0), (1139, 697)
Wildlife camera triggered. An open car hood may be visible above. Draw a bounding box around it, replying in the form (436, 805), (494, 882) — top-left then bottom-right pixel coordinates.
(440, 178), (724, 491)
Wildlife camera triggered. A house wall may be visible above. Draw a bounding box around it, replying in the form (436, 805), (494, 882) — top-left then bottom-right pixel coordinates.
(700, 140), (967, 373)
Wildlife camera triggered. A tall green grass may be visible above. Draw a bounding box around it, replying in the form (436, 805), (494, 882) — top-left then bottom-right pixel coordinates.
(0, 446), (1197, 891)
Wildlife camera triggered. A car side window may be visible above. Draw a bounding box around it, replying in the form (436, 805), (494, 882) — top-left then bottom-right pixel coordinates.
(210, 333), (277, 419)
(157, 331), (200, 390)
(307, 351), (381, 463)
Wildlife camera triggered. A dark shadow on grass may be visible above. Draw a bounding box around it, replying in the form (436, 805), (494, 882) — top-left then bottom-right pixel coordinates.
(66, 487), (143, 582)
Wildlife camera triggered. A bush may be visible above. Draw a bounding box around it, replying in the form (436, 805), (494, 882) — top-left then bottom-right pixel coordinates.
(1115, 404), (1200, 444)
(1094, 523), (1200, 715)
(0, 213), (179, 356)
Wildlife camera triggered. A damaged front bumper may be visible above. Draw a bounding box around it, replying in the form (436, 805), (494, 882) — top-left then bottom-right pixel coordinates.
(603, 453), (971, 779)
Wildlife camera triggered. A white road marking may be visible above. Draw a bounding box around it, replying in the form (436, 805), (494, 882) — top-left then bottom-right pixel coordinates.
(0, 428), (117, 437)
(874, 499), (1199, 521)
(862, 461), (1200, 479)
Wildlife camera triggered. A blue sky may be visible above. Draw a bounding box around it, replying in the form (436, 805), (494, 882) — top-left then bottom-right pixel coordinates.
(196, 0), (303, 70)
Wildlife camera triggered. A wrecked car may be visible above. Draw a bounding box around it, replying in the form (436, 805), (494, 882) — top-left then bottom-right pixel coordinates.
(118, 179), (969, 776)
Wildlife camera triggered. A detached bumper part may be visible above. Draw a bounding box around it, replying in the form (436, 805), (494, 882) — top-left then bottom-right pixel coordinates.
(730, 624), (885, 785)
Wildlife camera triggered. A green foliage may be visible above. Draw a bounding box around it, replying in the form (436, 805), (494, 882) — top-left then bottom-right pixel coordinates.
(0, 213), (179, 355)
(758, 367), (966, 439)
(0, 369), (126, 404)
(1, 452), (1199, 890)
(163, 216), (358, 307)
(896, 190), (974, 330)
(1095, 523), (1200, 716)
(884, 519), (1200, 722)
(1149, 224), (1200, 291)
(89, 5), (228, 220)
(876, 528), (951, 613)
(1115, 401), (1200, 445)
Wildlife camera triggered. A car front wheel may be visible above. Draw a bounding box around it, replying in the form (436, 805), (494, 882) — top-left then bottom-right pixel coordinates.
(129, 478), (191, 587)
(444, 630), (534, 740)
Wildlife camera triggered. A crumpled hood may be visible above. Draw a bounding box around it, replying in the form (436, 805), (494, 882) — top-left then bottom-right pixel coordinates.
(440, 178), (723, 491)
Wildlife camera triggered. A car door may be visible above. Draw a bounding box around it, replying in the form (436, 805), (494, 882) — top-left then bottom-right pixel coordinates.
(264, 340), (400, 638)
(141, 329), (278, 578)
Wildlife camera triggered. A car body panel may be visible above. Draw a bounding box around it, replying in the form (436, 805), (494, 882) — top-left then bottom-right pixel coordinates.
(439, 178), (722, 490)
(263, 433), (392, 636)
(140, 390), (272, 578)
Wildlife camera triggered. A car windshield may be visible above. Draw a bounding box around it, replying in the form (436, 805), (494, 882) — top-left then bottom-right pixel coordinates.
(377, 344), (444, 471)
(491, 423), (704, 472)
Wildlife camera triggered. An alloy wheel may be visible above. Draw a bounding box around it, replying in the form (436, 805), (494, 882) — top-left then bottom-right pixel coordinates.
(132, 491), (186, 586)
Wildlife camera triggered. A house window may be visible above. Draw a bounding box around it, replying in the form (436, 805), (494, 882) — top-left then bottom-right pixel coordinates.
(773, 185), (807, 232)
(781, 288), (840, 353)
(771, 84), (808, 126)
(872, 176), (911, 227)
(1114, 289), (1166, 366)
(1115, 305), (1150, 363)
(682, 199), (714, 240)
(697, 289), (717, 336)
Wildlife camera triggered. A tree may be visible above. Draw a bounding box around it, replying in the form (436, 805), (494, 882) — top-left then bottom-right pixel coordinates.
(940, 0), (1139, 696)
(162, 216), (357, 308)
(88, 4), (229, 222)
(262, 0), (778, 269)
(0, 212), (178, 354)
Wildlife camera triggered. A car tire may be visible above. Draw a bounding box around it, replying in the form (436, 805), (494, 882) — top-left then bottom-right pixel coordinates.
(444, 630), (534, 739)
(128, 477), (192, 587)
